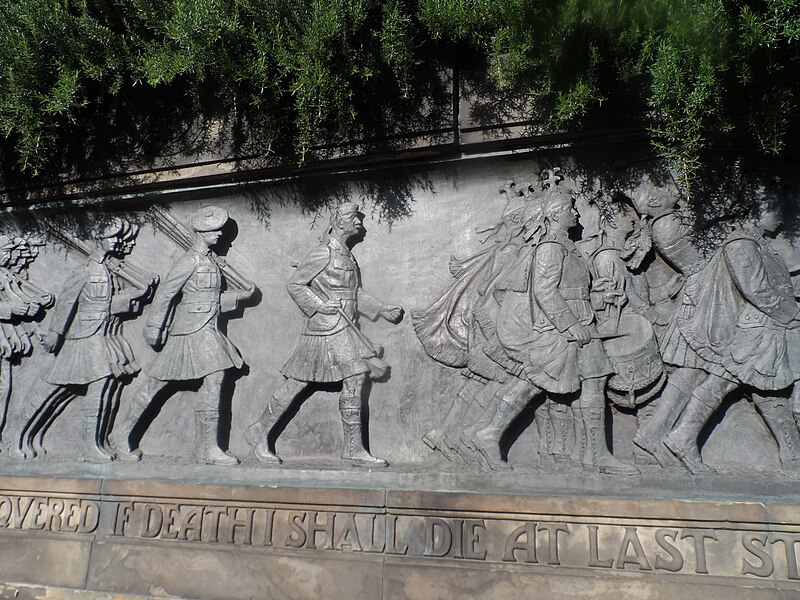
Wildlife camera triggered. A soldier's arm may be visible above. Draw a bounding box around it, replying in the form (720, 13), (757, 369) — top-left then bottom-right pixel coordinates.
(287, 245), (330, 317)
(146, 254), (195, 332)
(531, 242), (578, 333)
(724, 239), (799, 325)
(45, 269), (86, 337)
(357, 290), (383, 320)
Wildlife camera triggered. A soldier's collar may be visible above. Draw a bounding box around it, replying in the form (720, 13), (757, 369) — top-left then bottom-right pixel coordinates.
(328, 236), (352, 258)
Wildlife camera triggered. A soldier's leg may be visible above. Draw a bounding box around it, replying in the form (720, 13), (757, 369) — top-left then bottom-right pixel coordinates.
(472, 378), (544, 471)
(664, 373), (737, 475)
(8, 380), (71, 459)
(0, 358), (11, 444)
(633, 367), (703, 465)
(423, 377), (479, 458)
(792, 383), (800, 431)
(534, 398), (555, 466)
(340, 373), (387, 467)
(632, 400), (660, 466)
(97, 378), (121, 453)
(194, 370), (238, 466)
(79, 379), (115, 463)
(246, 377), (308, 463)
(752, 389), (800, 470)
(457, 380), (503, 464)
(550, 399), (576, 465)
(30, 386), (75, 458)
(443, 379), (499, 464)
(108, 374), (168, 462)
(577, 376), (638, 475)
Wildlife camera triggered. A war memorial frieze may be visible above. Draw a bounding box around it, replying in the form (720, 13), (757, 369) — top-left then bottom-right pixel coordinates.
(0, 153), (799, 598)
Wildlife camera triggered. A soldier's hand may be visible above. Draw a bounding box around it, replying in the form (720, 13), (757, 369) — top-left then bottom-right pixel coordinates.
(592, 277), (612, 292)
(380, 304), (404, 323)
(567, 322), (591, 346)
(144, 326), (162, 348)
(236, 282), (257, 302)
(317, 299), (341, 315)
(42, 331), (61, 354)
(10, 300), (29, 316)
(602, 290), (625, 305)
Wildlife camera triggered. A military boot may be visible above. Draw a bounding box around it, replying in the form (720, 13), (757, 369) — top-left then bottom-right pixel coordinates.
(470, 395), (528, 471)
(579, 406), (638, 476)
(663, 396), (717, 475)
(194, 410), (238, 466)
(107, 397), (148, 462)
(245, 387), (299, 464)
(339, 396), (387, 468)
(754, 396), (800, 470)
(80, 407), (113, 463)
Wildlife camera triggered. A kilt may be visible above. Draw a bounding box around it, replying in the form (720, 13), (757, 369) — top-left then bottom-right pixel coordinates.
(45, 329), (140, 385)
(146, 321), (243, 381)
(281, 328), (370, 382)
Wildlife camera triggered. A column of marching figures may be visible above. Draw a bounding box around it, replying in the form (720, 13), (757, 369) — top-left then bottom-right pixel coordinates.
(2, 176), (799, 476)
(0, 203), (403, 468)
(414, 171), (800, 476)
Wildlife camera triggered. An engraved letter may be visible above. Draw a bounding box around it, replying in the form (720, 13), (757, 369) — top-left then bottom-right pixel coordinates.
(539, 522), (570, 566)
(741, 533), (773, 578)
(616, 527), (652, 570)
(424, 518), (453, 557)
(463, 520), (487, 561)
(503, 523), (538, 564)
(681, 529), (718, 575)
(141, 504), (163, 538)
(335, 513), (362, 551)
(386, 515), (407, 555)
(588, 525), (613, 568)
(285, 511), (308, 548)
(771, 533), (800, 580)
(113, 502), (134, 537)
(654, 529), (684, 573)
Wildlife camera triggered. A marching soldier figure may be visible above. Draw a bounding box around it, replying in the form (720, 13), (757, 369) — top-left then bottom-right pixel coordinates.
(470, 189), (638, 474)
(246, 202), (403, 467)
(0, 236), (54, 445)
(664, 204), (800, 474)
(10, 219), (149, 462)
(109, 206), (255, 465)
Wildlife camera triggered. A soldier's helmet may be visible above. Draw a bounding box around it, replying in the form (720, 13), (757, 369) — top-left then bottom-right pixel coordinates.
(191, 206), (229, 232)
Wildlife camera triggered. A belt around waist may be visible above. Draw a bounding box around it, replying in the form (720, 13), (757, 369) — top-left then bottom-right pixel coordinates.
(182, 292), (218, 303)
(560, 287), (589, 301)
(324, 292), (357, 301)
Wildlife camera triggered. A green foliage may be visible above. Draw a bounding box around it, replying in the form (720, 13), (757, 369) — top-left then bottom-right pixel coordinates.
(1, 0), (799, 191)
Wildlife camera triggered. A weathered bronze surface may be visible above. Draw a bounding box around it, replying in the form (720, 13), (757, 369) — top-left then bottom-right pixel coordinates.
(0, 150), (798, 597)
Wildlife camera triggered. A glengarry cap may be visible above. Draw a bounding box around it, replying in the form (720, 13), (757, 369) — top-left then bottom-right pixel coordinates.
(191, 206), (229, 232)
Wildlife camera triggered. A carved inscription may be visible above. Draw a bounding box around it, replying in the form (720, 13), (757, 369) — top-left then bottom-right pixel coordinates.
(0, 495), (98, 533)
(112, 503), (387, 553)
(103, 503), (800, 582)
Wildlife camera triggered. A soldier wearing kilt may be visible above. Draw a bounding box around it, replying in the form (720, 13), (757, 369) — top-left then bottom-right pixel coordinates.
(109, 206), (255, 465)
(247, 202), (403, 467)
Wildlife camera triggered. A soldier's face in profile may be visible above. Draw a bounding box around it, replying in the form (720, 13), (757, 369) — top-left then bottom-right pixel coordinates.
(201, 230), (223, 248)
(100, 235), (122, 255)
(551, 198), (577, 229)
(756, 205), (782, 234)
(340, 213), (365, 238)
